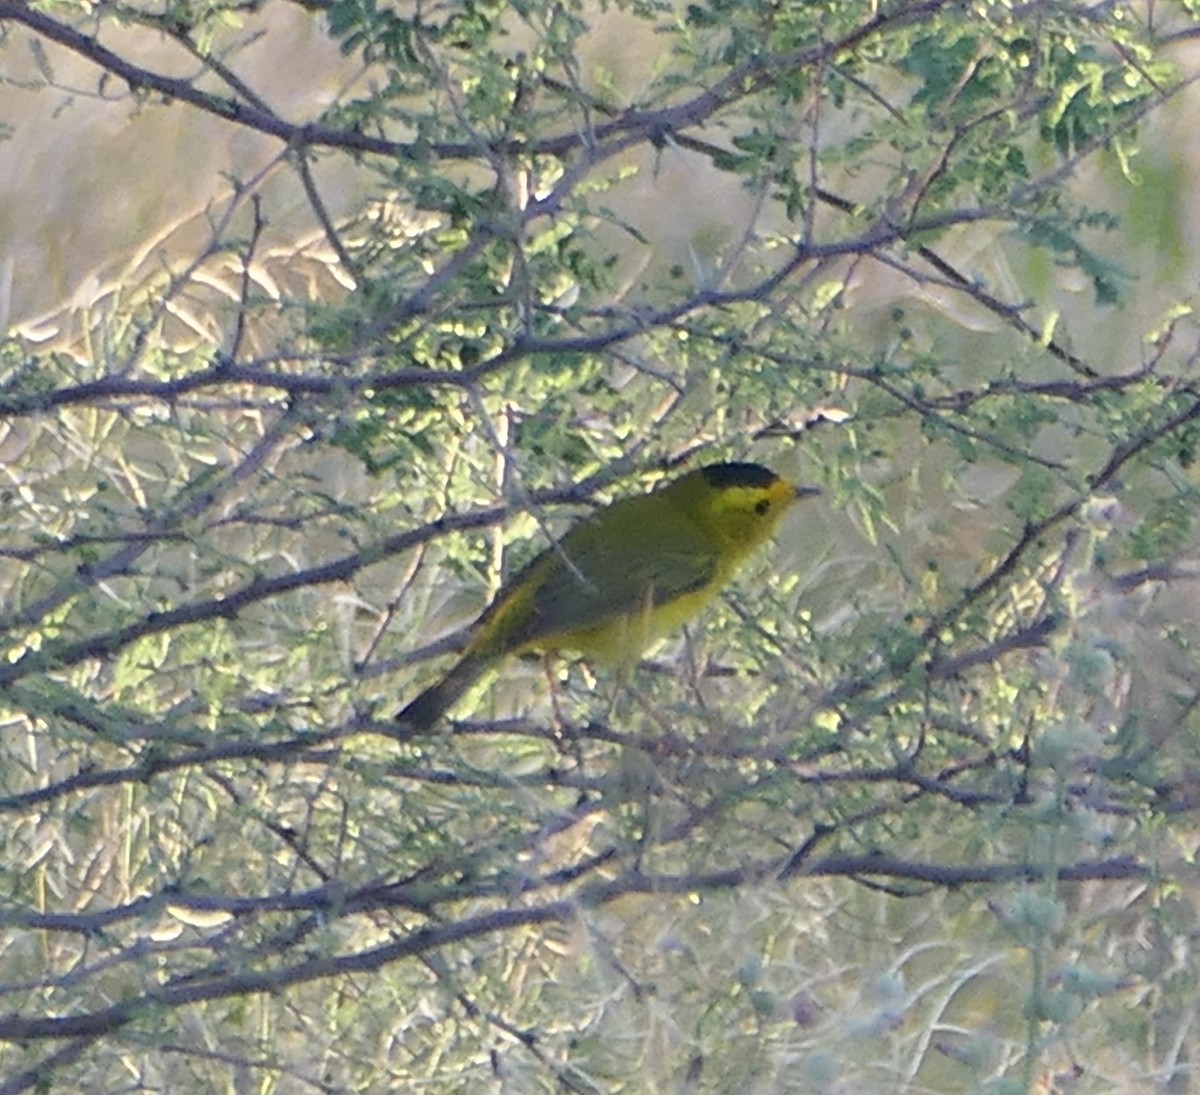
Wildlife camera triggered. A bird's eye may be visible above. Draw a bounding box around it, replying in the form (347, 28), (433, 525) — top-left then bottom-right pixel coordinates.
(754, 499), (771, 516)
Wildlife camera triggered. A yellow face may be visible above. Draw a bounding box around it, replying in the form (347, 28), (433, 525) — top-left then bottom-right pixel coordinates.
(701, 475), (801, 554)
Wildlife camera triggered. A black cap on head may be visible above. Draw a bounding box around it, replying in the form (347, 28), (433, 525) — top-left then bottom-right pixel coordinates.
(698, 462), (781, 490)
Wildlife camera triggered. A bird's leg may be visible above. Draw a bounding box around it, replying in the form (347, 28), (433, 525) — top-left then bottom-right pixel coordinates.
(543, 656), (592, 781)
(544, 653), (571, 731)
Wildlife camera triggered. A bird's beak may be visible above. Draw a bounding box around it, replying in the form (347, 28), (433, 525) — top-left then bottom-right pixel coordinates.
(793, 484), (822, 501)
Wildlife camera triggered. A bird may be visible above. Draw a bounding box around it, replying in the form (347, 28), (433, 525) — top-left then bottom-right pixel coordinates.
(395, 462), (818, 729)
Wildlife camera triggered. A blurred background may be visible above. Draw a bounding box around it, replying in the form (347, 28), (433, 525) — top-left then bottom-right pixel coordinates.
(3, 2), (1200, 1092)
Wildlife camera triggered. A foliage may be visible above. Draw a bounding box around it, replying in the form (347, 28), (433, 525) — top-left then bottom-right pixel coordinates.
(1, 0), (1200, 1091)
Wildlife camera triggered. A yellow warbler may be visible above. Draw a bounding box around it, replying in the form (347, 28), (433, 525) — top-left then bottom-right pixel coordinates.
(397, 462), (817, 728)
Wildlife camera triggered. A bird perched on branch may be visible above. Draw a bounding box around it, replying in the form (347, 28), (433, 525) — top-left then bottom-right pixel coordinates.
(396, 462), (818, 729)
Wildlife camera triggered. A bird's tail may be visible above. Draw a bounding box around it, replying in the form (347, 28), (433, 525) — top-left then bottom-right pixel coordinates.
(395, 653), (488, 730)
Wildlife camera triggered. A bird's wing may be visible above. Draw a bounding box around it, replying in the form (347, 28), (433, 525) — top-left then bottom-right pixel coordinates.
(496, 513), (718, 653)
